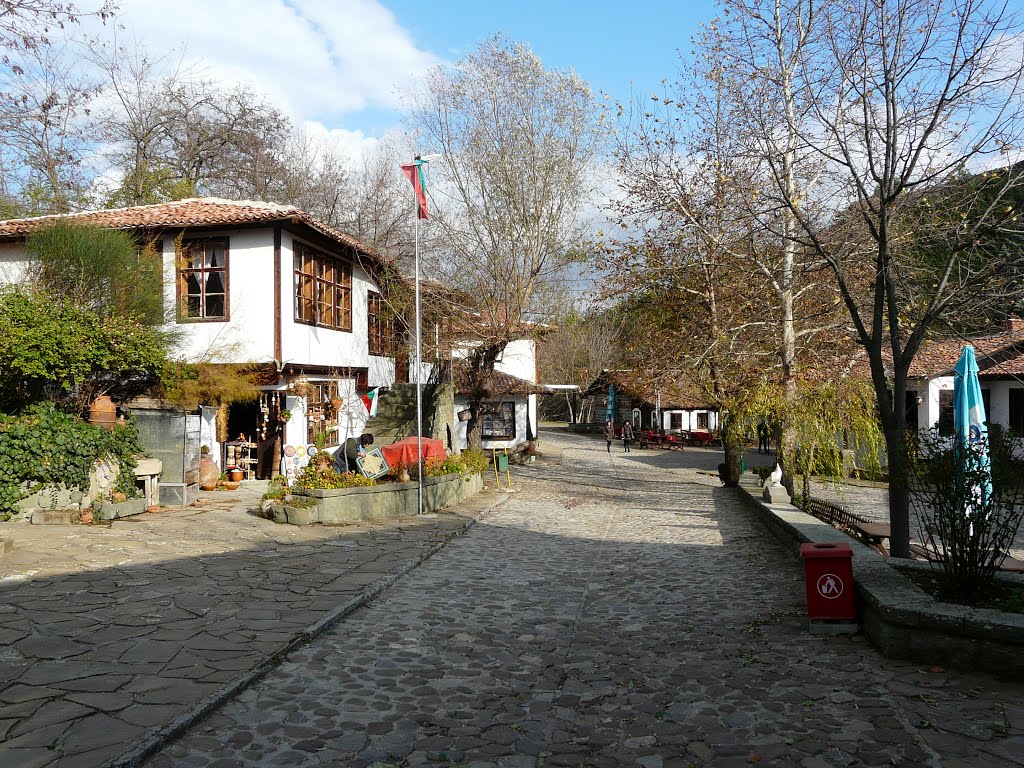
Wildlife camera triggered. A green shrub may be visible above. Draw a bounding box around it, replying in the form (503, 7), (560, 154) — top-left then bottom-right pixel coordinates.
(0, 402), (142, 518)
(424, 448), (489, 478)
(294, 465), (376, 490)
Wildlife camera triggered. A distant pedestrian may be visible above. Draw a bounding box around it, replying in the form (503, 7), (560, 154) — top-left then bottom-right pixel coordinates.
(622, 421), (634, 452)
(604, 420), (615, 453)
(757, 420), (770, 454)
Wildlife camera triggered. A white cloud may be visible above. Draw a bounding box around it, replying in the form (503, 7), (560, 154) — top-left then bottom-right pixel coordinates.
(106, 0), (441, 129)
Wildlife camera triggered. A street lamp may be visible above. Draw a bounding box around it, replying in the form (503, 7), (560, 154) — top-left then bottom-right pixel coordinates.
(401, 153), (440, 515)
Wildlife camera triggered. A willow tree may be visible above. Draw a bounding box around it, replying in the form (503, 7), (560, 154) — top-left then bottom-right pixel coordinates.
(735, 0), (1024, 557)
(406, 35), (599, 447)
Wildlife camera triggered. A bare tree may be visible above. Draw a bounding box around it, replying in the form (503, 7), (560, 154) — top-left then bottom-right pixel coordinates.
(90, 40), (195, 206)
(0, 1), (113, 214)
(754, 0), (1024, 556)
(607, 22), (857, 485)
(537, 307), (621, 423)
(0, 41), (97, 213)
(406, 35), (599, 446)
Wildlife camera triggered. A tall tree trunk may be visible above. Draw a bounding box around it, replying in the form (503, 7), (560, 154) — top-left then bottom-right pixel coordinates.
(464, 344), (503, 450)
(722, 427), (742, 488)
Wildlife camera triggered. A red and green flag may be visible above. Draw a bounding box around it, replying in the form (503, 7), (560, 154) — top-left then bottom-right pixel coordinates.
(361, 387), (379, 417)
(400, 159), (429, 220)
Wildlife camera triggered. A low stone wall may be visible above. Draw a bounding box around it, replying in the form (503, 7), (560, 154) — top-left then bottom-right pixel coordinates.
(737, 474), (1024, 679)
(271, 472), (484, 526)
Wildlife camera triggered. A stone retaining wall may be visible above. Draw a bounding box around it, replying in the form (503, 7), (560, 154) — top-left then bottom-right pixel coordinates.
(271, 472), (484, 526)
(737, 474), (1024, 679)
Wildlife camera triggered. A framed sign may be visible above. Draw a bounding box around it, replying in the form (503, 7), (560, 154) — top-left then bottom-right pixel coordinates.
(356, 448), (390, 479)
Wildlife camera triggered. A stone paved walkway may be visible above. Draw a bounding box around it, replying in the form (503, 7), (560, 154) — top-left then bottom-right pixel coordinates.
(147, 430), (1024, 768)
(0, 484), (503, 768)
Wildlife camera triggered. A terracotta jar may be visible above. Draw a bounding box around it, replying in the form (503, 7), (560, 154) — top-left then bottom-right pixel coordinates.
(88, 396), (117, 430)
(199, 452), (219, 490)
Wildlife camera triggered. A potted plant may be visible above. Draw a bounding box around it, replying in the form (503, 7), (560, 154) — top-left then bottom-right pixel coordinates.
(279, 408), (292, 423)
(311, 431), (334, 470)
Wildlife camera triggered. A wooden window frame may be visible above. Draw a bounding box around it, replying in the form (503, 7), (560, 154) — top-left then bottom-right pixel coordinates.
(293, 243), (352, 332)
(306, 380), (340, 445)
(670, 412), (683, 431)
(367, 291), (394, 356)
(177, 238), (230, 322)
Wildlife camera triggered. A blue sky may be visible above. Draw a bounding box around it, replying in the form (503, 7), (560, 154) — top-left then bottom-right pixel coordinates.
(110, 0), (721, 154)
(378, 0), (717, 130)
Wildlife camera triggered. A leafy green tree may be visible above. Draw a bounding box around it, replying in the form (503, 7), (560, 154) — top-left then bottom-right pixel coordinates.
(0, 287), (168, 414)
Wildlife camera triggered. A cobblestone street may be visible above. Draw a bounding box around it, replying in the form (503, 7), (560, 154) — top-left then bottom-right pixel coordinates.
(149, 430), (1024, 768)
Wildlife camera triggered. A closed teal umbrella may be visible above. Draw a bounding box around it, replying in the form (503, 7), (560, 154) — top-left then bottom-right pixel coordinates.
(953, 345), (991, 508)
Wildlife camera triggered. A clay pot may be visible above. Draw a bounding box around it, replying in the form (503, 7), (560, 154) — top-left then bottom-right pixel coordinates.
(88, 396), (117, 430)
(199, 455), (219, 490)
(222, 481), (240, 491)
(397, 468), (411, 483)
(80, 509), (94, 524)
(228, 468), (244, 482)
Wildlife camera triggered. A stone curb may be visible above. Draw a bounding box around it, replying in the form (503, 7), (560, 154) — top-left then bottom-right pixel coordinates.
(108, 490), (510, 768)
(734, 474), (1024, 678)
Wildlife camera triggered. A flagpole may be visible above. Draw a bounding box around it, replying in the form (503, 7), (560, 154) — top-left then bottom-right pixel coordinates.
(401, 153), (437, 516)
(414, 176), (423, 516)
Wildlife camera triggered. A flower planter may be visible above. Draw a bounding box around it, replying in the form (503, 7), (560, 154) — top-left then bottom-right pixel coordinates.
(275, 471), (483, 525)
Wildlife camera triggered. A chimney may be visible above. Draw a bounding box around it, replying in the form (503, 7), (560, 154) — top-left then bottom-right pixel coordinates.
(1002, 317), (1024, 332)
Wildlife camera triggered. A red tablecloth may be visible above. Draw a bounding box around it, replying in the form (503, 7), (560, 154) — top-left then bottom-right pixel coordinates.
(380, 437), (445, 472)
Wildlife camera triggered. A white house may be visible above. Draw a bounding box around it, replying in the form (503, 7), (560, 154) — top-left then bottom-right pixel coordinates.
(903, 320), (1024, 437)
(581, 369), (719, 434)
(450, 338), (546, 452)
(0, 198), (400, 479)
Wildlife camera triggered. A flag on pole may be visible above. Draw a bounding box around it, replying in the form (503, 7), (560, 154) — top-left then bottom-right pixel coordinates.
(400, 159), (429, 220)
(361, 387), (379, 417)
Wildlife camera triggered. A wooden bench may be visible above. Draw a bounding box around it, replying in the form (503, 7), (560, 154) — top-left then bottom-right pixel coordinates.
(806, 497), (890, 555)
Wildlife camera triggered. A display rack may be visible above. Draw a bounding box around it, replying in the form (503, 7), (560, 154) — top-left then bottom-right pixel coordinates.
(225, 440), (258, 479)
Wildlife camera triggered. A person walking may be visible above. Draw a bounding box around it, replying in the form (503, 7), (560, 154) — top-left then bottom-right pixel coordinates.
(622, 421), (634, 453)
(757, 420), (770, 454)
(604, 420), (615, 453)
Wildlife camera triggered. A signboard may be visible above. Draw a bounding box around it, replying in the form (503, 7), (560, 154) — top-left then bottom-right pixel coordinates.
(356, 448), (390, 479)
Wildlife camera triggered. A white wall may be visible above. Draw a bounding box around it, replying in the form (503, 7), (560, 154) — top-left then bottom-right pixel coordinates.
(452, 395), (530, 451)
(161, 229), (277, 363)
(661, 409), (719, 432)
(0, 243), (31, 285)
(496, 339), (537, 382)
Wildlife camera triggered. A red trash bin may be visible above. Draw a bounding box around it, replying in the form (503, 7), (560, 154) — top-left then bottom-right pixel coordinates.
(799, 542), (855, 620)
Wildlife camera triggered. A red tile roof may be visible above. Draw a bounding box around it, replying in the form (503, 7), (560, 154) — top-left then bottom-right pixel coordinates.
(0, 197), (388, 264)
(453, 362), (548, 396)
(843, 324), (1024, 380)
(908, 327), (1024, 379)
